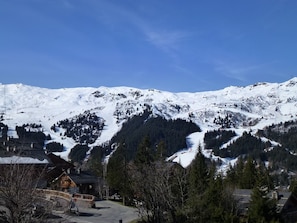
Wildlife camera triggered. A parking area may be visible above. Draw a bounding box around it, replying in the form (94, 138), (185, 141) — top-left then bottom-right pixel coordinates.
(53, 200), (139, 223)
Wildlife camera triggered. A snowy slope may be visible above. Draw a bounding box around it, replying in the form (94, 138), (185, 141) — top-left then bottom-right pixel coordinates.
(1, 78), (297, 167)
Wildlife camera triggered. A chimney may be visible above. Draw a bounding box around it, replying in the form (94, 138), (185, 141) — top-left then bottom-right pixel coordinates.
(272, 191), (279, 200)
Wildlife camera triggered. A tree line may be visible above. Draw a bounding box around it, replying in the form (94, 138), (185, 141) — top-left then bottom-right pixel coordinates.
(109, 110), (200, 160)
(105, 136), (285, 223)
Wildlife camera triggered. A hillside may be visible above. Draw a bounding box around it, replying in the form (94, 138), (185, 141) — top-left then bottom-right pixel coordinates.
(1, 78), (297, 169)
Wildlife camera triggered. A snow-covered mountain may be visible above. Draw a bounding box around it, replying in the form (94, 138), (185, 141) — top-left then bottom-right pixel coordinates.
(1, 78), (297, 168)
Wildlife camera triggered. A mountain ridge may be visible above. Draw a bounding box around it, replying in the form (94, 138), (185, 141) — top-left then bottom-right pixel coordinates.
(1, 78), (297, 168)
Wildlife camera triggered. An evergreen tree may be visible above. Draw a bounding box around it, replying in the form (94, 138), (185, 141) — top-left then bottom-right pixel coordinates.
(188, 146), (208, 196)
(68, 144), (89, 163)
(88, 146), (104, 178)
(233, 156), (245, 187)
(257, 162), (274, 190)
(186, 146), (209, 222)
(240, 157), (257, 189)
(225, 163), (237, 187)
(134, 136), (154, 168)
(106, 142), (132, 204)
(203, 174), (239, 223)
(203, 173), (225, 222)
(248, 184), (278, 223)
(289, 178), (297, 196)
(155, 140), (166, 160)
(186, 153), (239, 223)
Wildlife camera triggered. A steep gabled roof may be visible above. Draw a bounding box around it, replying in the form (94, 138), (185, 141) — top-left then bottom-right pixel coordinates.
(68, 171), (98, 184)
(47, 153), (74, 169)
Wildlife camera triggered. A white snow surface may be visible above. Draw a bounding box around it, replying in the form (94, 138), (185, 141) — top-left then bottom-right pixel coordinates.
(0, 156), (49, 164)
(1, 78), (297, 168)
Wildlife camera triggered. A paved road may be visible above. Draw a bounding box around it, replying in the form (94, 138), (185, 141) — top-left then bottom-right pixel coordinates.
(55, 200), (139, 223)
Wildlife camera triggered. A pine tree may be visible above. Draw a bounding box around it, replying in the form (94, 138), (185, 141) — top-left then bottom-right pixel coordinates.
(188, 146), (208, 195)
(203, 173), (225, 222)
(257, 162), (274, 190)
(199, 165), (239, 223)
(289, 178), (297, 195)
(88, 146), (104, 178)
(186, 146), (210, 222)
(248, 183), (278, 223)
(134, 135), (154, 167)
(106, 142), (132, 204)
(240, 157), (257, 189)
(231, 156), (245, 188)
(225, 163), (237, 186)
(155, 140), (166, 160)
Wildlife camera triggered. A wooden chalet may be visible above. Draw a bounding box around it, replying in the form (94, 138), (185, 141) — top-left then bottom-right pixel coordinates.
(0, 137), (50, 166)
(0, 133), (100, 197)
(0, 137), (51, 188)
(233, 189), (297, 222)
(47, 153), (99, 196)
(280, 192), (297, 222)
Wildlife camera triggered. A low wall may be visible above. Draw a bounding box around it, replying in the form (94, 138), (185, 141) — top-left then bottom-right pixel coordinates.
(36, 189), (95, 210)
(72, 193), (95, 208)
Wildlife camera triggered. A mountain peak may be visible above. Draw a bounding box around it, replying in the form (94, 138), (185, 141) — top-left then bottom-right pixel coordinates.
(0, 78), (297, 167)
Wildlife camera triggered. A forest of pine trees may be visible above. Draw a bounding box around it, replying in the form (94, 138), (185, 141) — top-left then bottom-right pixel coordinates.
(106, 136), (286, 223)
(2, 115), (297, 222)
(108, 110), (201, 160)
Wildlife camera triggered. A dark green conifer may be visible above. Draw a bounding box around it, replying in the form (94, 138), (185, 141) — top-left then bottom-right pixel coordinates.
(248, 184), (278, 223)
(240, 157), (257, 189)
(134, 135), (154, 167)
(186, 145), (209, 222)
(106, 142), (132, 204)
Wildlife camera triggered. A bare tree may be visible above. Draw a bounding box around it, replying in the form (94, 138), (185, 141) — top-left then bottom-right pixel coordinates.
(0, 163), (51, 223)
(131, 161), (188, 223)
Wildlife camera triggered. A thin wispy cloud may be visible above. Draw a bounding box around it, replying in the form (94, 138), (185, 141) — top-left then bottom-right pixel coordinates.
(1, 0), (295, 92)
(84, 1), (189, 56)
(145, 29), (188, 52)
(214, 61), (270, 82)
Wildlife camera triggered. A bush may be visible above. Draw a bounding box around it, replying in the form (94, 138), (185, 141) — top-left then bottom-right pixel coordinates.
(68, 144), (89, 163)
(46, 142), (64, 153)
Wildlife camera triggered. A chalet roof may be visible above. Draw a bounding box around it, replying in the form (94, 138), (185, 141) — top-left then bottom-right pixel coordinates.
(45, 153), (74, 182)
(68, 171), (98, 185)
(233, 189), (252, 214)
(233, 189), (293, 213)
(0, 140), (50, 164)
(0, 155), (49, 164)
(0, 148), (51, 164)
(233, 189), (252, 201)
(47, 153), (74, 169)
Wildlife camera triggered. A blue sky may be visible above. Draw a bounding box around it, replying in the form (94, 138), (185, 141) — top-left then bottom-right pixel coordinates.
(0, 0), (296, 92)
